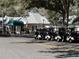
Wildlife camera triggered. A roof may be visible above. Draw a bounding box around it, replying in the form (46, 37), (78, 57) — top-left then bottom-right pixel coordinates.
(68, 15), (77, 24)
(27, 12), (50, 24)
(59, 15), (77, 25)
(6, 19), (24, 26)
(4, 17), (27, 25)
(0, 12), (50, 25)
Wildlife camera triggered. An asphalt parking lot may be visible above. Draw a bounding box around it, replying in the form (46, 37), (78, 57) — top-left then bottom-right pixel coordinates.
(0, 37), (79, 59)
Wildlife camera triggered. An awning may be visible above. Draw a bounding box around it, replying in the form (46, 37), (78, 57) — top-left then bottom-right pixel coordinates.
(7, 19), (13, 26)
(13, 20), (24, 26)
(7, 20), (24, 26)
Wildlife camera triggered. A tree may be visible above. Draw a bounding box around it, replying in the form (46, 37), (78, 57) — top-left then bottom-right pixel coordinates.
(0, 0), (27, 16)
(26, 0), (75, 26)
(47, 10), (61, 25)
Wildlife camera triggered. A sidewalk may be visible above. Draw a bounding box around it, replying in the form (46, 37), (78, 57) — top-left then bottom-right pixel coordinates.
(10, 34), (34, 38)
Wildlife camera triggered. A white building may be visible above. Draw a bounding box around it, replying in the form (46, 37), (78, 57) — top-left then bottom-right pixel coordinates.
(0, 12), (50, 34)
(26, 12), (50, 30)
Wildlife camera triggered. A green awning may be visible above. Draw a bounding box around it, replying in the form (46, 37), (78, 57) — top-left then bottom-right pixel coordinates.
(7, 19), (14, 26)
(13, 20), (24, 26)
(7, 20), (24, 26)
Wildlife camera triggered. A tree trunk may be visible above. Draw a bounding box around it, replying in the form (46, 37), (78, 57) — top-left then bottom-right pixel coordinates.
(66, 0), (70, 27)
(62, 11), (66, 26)
(66, 8), (69, 26)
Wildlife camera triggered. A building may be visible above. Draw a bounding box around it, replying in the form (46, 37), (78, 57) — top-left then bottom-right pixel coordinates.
(0, 11), (50, 34)
(59, 15), (77, 25)
(26, 12), (50, 32)
(0, 16), (27, 34)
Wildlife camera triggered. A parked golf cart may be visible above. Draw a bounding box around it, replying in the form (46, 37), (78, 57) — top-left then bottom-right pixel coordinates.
(53, 26), (66, 42)
(44, 27), (54, 40)
(74, 26), (79, 42)
(34, 29), (43, 40)
(66, 26), (79, 42)
(34, 27), (54, 40)
(65, 26), (75, 43)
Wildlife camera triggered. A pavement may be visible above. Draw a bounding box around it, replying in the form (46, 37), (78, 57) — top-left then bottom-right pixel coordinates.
(0, 37), (79, 59)
(0, 37), (55, 59)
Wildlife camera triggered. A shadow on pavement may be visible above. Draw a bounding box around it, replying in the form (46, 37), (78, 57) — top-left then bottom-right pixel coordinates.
(39, 49), (79, 58)
(11, 40), (49, 44)
(55, 50), (79, 58)
(39, 43), (79, 58)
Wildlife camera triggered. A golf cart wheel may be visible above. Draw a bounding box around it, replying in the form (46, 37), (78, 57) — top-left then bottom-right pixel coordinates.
(61, 39), (64, 42)
(34, 37), (37, 40)
(69, 39), (73, 43)
(34, 37), (36, 39)
(46, 37), (50, 41)
(45, 35), (51, 41)
(66, 36), (74, 43)
(47, 38), (49, 41)
(55, 36), (61, 42)
(37, 35), (41, 40)
(57, 38), (60, 42)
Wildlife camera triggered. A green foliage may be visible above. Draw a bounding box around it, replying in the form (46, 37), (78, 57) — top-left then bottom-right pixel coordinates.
(0, 0), (27, 16)
(0, 0), (77, 24)
(26, 0), (76, 25)
(48, 10), (61, 24)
